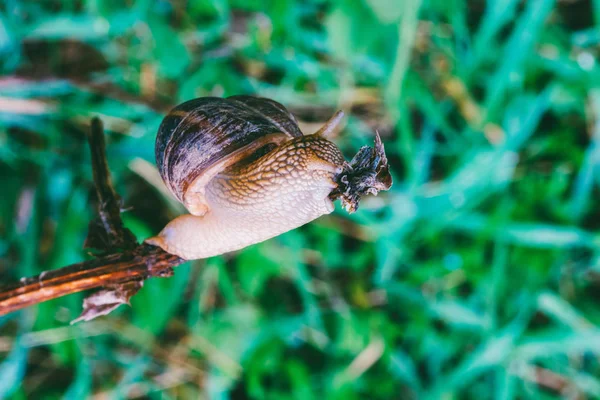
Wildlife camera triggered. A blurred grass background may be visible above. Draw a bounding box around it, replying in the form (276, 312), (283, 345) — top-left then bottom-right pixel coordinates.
(2, 0), (600, 398)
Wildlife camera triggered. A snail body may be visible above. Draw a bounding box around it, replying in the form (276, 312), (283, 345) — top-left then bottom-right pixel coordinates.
(146, 95), (348, 260)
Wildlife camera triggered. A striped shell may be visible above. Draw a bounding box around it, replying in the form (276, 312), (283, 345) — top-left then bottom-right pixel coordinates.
(156, 95), (304, 215)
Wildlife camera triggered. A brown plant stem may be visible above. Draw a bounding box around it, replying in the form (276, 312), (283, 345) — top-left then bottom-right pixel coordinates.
(0, 245), (183, 316)
(85, 117), (138, 252)
(0, 118), (184, 317)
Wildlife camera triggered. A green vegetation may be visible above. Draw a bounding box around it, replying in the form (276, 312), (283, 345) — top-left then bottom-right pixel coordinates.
(2, 0), (600, 398)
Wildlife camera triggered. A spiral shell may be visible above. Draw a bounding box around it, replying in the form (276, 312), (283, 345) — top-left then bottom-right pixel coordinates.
(155, 95), (304, 215)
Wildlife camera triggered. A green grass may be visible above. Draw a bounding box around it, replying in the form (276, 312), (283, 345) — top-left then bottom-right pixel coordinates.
(2, 0), (600, 398)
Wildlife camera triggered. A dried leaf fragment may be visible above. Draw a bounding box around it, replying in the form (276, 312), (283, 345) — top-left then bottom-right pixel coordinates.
(71, 280), (143, 323)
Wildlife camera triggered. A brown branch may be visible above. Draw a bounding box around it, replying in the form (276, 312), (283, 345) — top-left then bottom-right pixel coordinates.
(84, 117), (137, 252)
(0, 244), (183, 317)
(0, 118), (184, 320)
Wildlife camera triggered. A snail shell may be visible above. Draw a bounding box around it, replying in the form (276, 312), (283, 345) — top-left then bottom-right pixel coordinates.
(156, 95), (305, 216)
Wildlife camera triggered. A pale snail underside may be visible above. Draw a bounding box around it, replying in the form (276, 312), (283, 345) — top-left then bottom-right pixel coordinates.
(147, 95), (392, 260)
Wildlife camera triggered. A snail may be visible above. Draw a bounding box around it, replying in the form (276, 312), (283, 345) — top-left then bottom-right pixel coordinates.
(145, 95), (392, 260)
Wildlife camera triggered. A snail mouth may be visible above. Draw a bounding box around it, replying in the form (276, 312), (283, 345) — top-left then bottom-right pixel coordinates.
(324, 197), (335, 213)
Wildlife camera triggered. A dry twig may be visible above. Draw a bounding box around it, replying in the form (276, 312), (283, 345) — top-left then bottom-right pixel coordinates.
(0, 118), (184, 321)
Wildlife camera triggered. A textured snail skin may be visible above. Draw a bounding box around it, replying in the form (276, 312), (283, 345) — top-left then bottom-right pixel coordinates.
(146, 134), (345, 260)
(155, 96), (303, 214)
